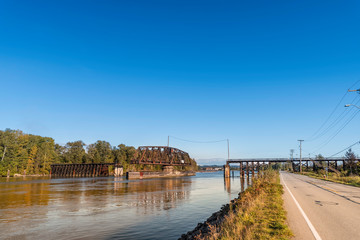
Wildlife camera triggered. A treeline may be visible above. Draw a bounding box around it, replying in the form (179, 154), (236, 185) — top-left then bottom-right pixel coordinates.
(313, 149), (360, 175)
(0, 129), (154, 176)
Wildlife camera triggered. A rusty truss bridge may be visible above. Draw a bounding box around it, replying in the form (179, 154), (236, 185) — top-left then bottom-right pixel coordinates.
(130, 146), (192, 166)
(50, 146), (191, 178)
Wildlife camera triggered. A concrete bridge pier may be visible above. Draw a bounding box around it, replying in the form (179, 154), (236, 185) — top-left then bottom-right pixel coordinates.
(224, 163), (230, 178)
(114, 164), (123, 177)
(246, 162), (249, 176)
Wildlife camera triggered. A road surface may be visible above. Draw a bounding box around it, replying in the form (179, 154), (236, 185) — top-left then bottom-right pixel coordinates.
(280, 172), (360, 240)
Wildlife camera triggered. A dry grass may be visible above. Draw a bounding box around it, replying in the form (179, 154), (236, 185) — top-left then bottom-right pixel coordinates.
(301, 171), (360, 187)
(203, 170), (292, 240)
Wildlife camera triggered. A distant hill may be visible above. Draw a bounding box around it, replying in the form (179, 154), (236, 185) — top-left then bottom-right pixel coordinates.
(196, 158), (226, 166)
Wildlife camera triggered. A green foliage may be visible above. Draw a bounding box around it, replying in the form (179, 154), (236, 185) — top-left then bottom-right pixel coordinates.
(0, 129), (56, 176)
(112, 144), (136, 172)
(345, 148), (358, 175)
(0, 129), (198, 176)
(87, 140), (114, 163)
(63, 141), (86, 163)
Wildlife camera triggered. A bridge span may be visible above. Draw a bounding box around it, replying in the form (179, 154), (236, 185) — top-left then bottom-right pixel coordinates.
(224, 157), (360, 178)
(50, 146), (192, 178)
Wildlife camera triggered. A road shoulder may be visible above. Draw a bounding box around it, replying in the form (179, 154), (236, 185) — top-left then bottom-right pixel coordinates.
(280, 172), (315, 240)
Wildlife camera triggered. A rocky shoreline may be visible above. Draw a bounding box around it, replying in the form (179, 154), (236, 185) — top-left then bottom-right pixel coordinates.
(179, 192), (243, 240)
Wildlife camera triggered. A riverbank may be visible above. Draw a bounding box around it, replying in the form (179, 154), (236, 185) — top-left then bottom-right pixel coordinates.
(180, 170), (292, 240)
(299, 171), (360, 187)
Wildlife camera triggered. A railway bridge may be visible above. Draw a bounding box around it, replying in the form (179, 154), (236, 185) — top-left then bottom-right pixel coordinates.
(224, 157), (360, 177)
(51, 146), (192, 178)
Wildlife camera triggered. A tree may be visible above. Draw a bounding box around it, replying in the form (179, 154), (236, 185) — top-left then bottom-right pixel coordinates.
(112, 144), (135, 171)
(345, 148), (357, 175)
(87, 140), (114, 163)
(63, 141), (86, 164)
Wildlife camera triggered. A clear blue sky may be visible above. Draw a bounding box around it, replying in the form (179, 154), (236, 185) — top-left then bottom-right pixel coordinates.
(1, 0), (360, 162)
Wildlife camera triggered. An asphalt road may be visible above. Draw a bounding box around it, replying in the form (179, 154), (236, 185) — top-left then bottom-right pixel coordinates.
(280, 172), (360, 240)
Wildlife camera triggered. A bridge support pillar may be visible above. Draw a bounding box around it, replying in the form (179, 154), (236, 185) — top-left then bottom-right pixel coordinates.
(335, 161), (338, 170)
(251, 162), (255, 176)
(224, 164), (230, 178)
(313, 161), (317, 172)
(306, 161), (309, 171)
(246, 162), (249, 176)
(114, 165), (123, 177)
(240, 162), (244, 177)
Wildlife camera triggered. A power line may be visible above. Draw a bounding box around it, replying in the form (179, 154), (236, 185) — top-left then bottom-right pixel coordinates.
(306, 91), (348, 141)
(168, 135), (228, 143)
(306, 79), (360, 142)
(311, 109), (360, 153)
(308, 96), (360, 141)
(328, 140), (360, 158)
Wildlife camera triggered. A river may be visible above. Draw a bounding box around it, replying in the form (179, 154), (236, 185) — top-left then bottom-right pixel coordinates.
(0, 171), (250, 240)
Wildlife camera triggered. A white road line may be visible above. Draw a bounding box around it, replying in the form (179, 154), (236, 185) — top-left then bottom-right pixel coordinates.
(281, 173), (322, 240)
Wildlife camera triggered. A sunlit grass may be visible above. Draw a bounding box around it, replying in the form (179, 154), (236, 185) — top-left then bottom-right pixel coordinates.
(301, 171), (360, 187)
(202, 170), (292, 240)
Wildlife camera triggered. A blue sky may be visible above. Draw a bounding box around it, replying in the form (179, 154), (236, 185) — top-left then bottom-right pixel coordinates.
(1, 0), (360, 162)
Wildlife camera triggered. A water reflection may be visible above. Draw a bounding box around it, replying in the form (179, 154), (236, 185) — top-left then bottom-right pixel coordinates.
(224, 171), (253, 194)
(224, 175), (231, 193)
(0, 172), (248, 240)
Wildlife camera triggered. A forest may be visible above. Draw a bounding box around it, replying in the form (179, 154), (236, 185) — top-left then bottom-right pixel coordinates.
(0, 129), (197, 177)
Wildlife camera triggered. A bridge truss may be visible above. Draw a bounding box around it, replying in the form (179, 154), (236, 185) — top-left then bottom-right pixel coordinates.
(130, 146), (192, 166)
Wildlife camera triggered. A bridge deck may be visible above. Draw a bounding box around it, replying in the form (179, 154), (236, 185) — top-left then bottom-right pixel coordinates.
(227, 158), (358, 163)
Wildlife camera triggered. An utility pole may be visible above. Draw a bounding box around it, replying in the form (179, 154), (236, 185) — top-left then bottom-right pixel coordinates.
(298, 140), (304, 173)
(227, 139), (230, 161)
(167, 136), (169, 147)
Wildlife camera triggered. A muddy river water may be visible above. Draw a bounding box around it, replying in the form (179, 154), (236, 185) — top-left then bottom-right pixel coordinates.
(0, 171), (249, 240)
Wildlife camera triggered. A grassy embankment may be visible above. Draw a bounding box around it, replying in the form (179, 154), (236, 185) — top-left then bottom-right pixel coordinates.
(300, 171), (360, 187)
(205, 170), (292, 240)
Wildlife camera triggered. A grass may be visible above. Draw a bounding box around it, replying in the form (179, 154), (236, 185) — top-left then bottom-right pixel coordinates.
(201, 170), (292, 240)
(300, 171), (360, 187)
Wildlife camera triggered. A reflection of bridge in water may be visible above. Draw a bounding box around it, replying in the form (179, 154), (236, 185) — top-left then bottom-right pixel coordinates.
(224, 173), (252, 194)
(114, 177), (191, 214)
(224, 157), (360, 177)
